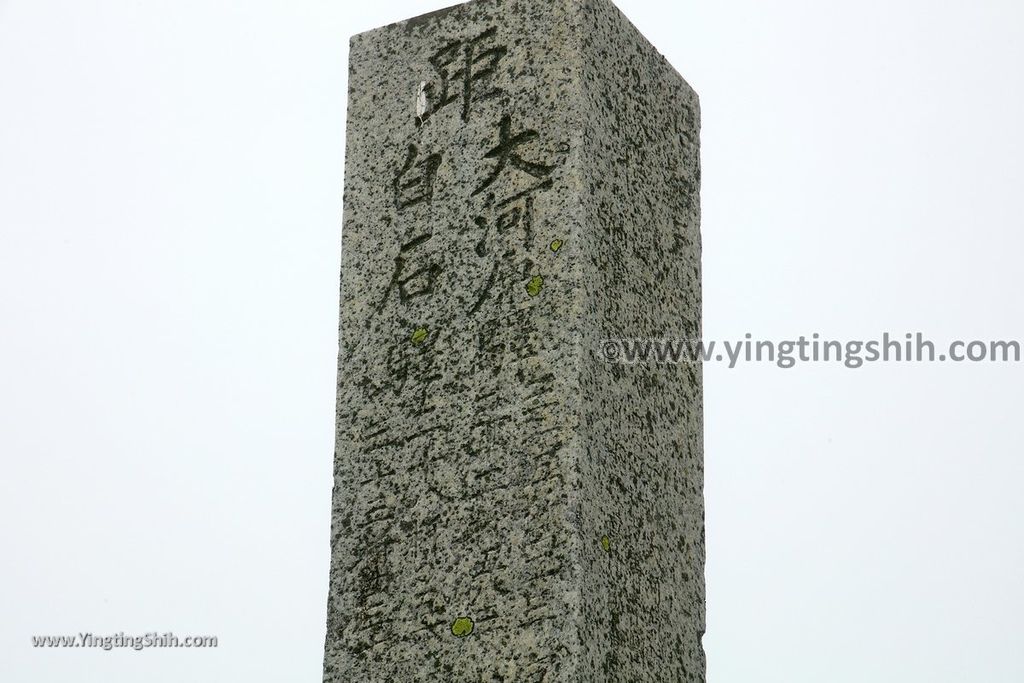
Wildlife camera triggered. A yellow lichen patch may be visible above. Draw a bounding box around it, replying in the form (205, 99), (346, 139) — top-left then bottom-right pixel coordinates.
(410, 327), (429, 345)
(549, 239), (564, 253)
(601, 535), (611, 552)
(526, 275), (544, 297)
(451, 616), (474, 637)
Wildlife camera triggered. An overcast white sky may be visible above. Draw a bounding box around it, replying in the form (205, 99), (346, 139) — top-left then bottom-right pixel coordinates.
(2, 0), (1023, 681)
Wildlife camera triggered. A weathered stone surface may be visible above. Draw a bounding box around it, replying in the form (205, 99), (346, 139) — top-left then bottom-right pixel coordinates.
(324, 0), (703, 680)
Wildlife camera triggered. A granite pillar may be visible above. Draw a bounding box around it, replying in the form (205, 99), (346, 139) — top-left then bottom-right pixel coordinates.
(324, 0), (703, 679)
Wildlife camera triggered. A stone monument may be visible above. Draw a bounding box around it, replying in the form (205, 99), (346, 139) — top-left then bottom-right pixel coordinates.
(324, 0), (703, 679)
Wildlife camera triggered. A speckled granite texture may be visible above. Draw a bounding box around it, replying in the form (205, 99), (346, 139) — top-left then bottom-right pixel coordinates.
(324, 0), (703, 680)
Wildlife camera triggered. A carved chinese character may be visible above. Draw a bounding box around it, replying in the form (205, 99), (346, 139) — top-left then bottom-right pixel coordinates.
(377, 233), (442, 310)
(471, 196), (536, 257)
(418, 27), (507, 124)
(473, 114), (555, 197)
(393, 144), (442, 210)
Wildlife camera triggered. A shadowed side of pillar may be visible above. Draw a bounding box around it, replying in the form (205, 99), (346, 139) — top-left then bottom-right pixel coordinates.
(576, 0), (704, 679)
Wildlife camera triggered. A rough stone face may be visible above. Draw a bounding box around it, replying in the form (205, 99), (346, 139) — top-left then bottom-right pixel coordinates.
(324, 0), (703, 680)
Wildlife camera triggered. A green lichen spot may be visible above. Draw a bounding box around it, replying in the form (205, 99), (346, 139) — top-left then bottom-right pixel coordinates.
(526, 275), (544, 297)
(601, 535), (611, 552)
(451, 616), (474, 637)
(411, 327), (429, 345)
(550, 239), (564, 253)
